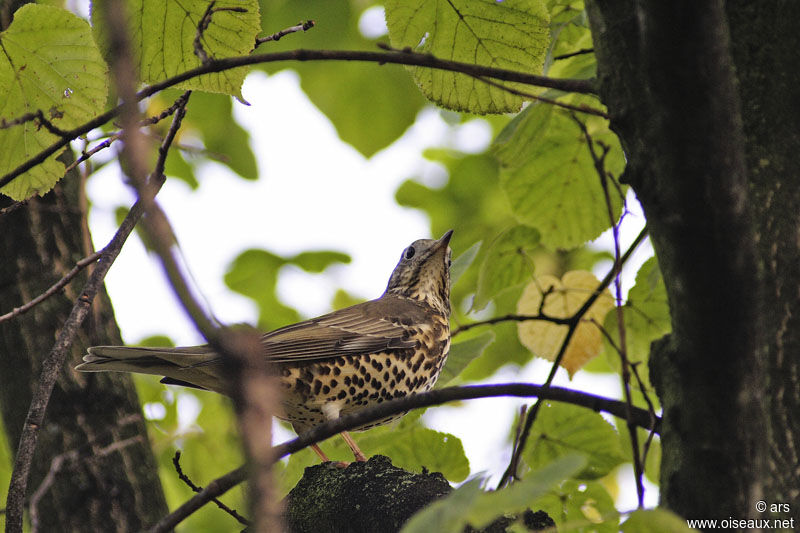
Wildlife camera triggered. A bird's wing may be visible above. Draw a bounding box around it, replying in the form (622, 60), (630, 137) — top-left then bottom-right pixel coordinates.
(260, 295), (429, 363)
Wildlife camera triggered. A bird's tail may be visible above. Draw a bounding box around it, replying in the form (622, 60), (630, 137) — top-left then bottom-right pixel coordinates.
(76, 345), (227, 394)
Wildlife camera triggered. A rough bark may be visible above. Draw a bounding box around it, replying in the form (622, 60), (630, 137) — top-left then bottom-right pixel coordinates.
(285, 455), (555, 533)
(0, 166), (169, 530)
(588, 0), (799, 521)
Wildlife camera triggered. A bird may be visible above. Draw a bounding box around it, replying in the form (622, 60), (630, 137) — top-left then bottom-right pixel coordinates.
(76, 230), (453, 463)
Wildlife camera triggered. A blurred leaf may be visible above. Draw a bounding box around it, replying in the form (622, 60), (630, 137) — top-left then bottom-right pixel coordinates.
(436, 330), (495, 387)
(498, 111), (625, 249)
(331, 288), (364, 310)
(467, 454), (586, 529)
(401, 477), (483, 533)
(621, 508), (694, 533)
(531, 479), (619, 532)
(92, 0), (260, 96)
(603, 256), (671, 389)
(523, 402), (626, 480)
(451, 240), (481, 286)
(182, 91), (258, 180)
(0, 4), (108, 200)
(474, 225), (541, 311)
(516, 271), (614, 377)
(257, 0), (425, 156)
(290, 250), (351, 273)
(385, 0), (550, 113)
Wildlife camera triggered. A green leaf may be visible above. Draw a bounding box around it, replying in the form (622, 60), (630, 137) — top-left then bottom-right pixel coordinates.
(183, 91), (258, 180)
(621, 508), (694, 533)
(0, 4), (109, 200)
(290, 251), (351, 273)
(492, 102), (554, 170)
(451, 240), (482, 286)
(92, 0), (260, 96)
(603, 256), (671, 389)
(523, 401), (626, 480)
(258, 1), (425, 156)
(401, 478), (483, 533)
(358, 426), (470, 482)
(474, 225), (540, 311)
(498, 111), (626, 249)
(385, 0), (550, 113)
(532, 479), (619, 532)
(466, 454), (586, 529)
(436, 330), (495, 387)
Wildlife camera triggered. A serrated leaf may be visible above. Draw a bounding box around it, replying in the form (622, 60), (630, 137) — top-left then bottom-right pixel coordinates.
(451, 240), (481, 286)
(466, 454), (586, 529)
(385, 0), (550, 114)
(492, 102), (554, 170)
(0, 4), (109, 200)
(499, 111), (625, 249)
(401, 478), (483, 533)
(474, 225), (540, 311)
(516, 270), (614, 377)
(622, 508), (694, 533)
(523, 402), (626, 479)
(92, 0), (260, 96)
(436, 330), (495, 388)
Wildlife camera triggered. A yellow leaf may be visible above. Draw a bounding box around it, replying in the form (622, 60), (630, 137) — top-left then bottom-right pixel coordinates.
(516, 271), (615, 377)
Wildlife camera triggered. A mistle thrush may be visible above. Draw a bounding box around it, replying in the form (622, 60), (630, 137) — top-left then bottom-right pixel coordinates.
(76, 230), (453, 462)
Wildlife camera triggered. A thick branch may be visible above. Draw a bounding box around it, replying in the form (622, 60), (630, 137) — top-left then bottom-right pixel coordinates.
(150, 382), (659, 531)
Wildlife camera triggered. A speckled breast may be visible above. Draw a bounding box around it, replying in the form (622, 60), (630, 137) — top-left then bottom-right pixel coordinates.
(276, 315), (450, 434)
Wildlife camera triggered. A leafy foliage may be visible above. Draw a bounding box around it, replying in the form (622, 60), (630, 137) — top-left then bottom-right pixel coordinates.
(0, 4), (108, 200)
(522, 401), (626, 480)
(92, 0), (260, 97)
(385, 0), (550, 113)
(516, 270), (615, 376)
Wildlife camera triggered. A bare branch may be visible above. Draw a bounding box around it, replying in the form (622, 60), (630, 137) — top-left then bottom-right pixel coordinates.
(255, 20), (315, 47)
(194, 2), (248, 64)
(2, 90), (190, 533)
(172, 451), (250, 527)
(150, 381), (660, 532)
(0, 251), (102, 324)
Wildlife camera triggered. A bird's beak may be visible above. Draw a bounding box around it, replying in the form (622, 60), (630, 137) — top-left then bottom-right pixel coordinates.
(436, 229), (454, 248)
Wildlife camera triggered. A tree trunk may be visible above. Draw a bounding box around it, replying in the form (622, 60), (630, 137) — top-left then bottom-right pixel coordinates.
(587, 0), (799, 521)
(0, 164), (169, 531)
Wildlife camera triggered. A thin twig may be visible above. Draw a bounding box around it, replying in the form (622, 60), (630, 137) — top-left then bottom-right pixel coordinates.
(574, 114), (646, 507)
(2, 91), (190, 533)
(0, 251), (102, 324)
(149, 381), (660, 532)
(255, 20), (315, 47)
(0, 200), (27, 217)
(0, 109), (70, 137)
(172, 451), (251, 526)
(553, 48), (594, 61)
(454, 312), (572, 337)
(0, 48), (596, 192)
(496, 226), (650, 488)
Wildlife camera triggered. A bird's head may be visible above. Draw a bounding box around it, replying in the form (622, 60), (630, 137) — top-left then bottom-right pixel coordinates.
(385, 230), (453, 315)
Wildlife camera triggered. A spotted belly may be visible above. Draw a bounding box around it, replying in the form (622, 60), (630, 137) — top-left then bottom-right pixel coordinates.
(276, 343), (449, 434)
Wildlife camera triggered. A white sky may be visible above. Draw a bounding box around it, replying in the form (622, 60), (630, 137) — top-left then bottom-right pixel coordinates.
(87, 70), (657, 508)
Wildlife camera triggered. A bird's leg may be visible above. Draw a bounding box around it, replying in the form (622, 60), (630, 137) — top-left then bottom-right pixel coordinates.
(310, 443), (331, 462)
(339, 431), (367, 462)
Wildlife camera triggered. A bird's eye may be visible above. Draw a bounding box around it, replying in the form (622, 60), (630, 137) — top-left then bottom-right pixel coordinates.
(404, 246), (416, 259)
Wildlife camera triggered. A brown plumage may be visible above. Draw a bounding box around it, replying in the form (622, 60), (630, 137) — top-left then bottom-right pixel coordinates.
(76, 230), (453, 462)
